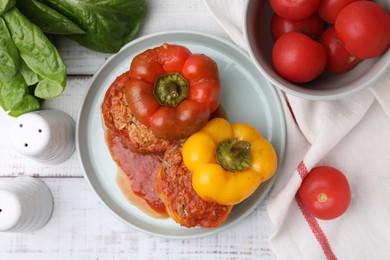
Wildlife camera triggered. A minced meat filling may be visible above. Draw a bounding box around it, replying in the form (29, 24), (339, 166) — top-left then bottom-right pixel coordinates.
(103, 72), (172, 153)
(156, 139), (232, 228)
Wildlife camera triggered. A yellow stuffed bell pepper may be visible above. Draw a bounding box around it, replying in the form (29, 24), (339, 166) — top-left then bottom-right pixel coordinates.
(182, 118), (278, 205)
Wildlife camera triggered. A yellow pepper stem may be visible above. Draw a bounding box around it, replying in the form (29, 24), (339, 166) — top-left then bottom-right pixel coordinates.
(216, 138), (252, 172)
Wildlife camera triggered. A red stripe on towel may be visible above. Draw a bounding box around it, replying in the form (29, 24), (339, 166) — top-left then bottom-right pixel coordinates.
(297, 160), (309, 179)
(296, 161), (337, 260)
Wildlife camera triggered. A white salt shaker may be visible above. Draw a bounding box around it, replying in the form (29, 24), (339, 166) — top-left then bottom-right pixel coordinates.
(0, 176), (54, 232)
(9, 109), (75, 164)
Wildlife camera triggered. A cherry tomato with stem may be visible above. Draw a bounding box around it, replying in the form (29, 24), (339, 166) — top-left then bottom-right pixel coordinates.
(298, 166), (351, 220)
(270, 13), (325, 42)
(320, 26), (361, 74)
(272, 32), (327, 83)
(335, 1), (390, 59)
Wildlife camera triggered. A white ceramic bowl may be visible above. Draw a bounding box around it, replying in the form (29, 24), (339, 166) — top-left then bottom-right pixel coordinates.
(244, 0), (390, 100)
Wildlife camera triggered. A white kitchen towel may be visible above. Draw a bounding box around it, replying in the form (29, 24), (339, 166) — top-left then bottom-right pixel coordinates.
(204, 0), (390, 259)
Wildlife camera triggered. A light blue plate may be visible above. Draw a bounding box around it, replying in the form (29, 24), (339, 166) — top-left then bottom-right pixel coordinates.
(76, 31), (286, 239)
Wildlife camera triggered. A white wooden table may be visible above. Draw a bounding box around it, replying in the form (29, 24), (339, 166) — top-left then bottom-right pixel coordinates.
(0, 1), (277, 259)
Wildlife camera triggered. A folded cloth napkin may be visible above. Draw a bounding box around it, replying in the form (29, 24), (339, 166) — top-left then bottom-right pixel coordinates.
(204, 0), (390, 259)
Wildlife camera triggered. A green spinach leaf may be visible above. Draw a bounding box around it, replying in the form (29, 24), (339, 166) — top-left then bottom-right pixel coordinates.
(8, 94), (40, 117)
(16, 0), (85, 34)
(0, 73), (26, 111)
(40, 0), (147, 53)
(0, 17), (19, 82)
(0, 72), (40, 117)
(35, 78), (64, 99)
(3, 7), (67, 98)
(0, 0), (14, 15)
(18, 59), (40, 86)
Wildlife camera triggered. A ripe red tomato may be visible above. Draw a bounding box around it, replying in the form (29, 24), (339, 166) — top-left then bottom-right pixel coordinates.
(270, 13), (325, 41)
(272, 32), (327, 83)
(317, 0), (366, 24)
(270, 0), (321, 21)
(320, 26), (361, 74)
(335, 1), (390, 59)
(298, 166), (351, 220)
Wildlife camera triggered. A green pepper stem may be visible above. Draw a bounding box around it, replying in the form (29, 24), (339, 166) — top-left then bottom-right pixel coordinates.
(153, 73), (188, 107)
(216, 138), (252, 172)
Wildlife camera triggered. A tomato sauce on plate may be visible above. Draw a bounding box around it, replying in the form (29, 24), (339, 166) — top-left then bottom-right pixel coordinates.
(106, 131), (168, 218)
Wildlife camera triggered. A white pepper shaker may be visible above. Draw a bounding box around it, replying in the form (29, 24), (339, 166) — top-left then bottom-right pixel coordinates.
(9, 109), (75, 164)
(0, 176), (54, 232)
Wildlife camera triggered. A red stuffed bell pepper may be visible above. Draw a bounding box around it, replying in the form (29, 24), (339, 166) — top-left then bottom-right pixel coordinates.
(125, 43), (221, 139)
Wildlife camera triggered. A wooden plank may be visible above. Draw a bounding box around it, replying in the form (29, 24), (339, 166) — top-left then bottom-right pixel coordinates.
(0, 177), (276, 259)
